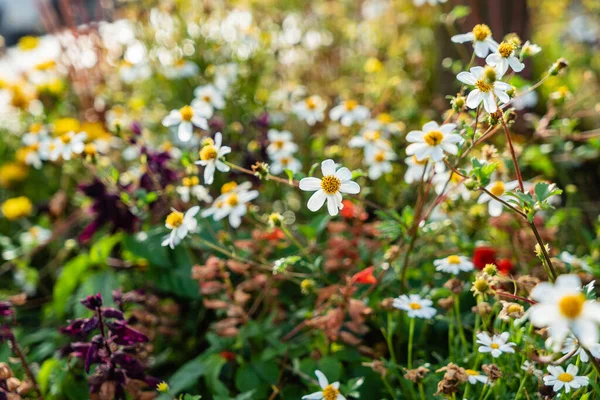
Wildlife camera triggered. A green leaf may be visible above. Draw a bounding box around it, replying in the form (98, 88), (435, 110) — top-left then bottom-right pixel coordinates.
(168, 356), (207, 394)
(38, 358), (60, 394)
(450, 5), (471, 19)
(89, 233), (122, 264)
(317, 356), (342, 383)
(284, 168), (294, 184)
(51, 254), (90, 318)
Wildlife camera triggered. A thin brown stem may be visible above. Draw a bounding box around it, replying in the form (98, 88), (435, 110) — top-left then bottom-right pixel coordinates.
(8, 335), (43, 400)
(501, 119), (525, 192)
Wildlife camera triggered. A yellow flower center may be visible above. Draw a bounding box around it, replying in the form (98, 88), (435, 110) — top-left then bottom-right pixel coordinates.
(35, 60), (57, 71)
(226, 193), (239, 206)
(558, 373), (574, 383)
(498, 42), (514, 58)
(18, 36), (40, 51)
(60, 133), (72, 144)
(466, 369), (478, 376)
(447, 255), (462, 264)
(84, 143), (97, 156)
(1, 197), (33, 220)
(475, 79), (493, 93)
(200, 145), (218, 161)
(221, 181), (238, 194)
(507, 304), (523, 314)
(273, 140), (285, 149)
(322, 384), (340, 400)
(203, 95), (211, 103)
(490, 343), (500, 349)
(409, 302), (422, 310)
(423, 130), (444, 146)
(183, 176), (200, 187)
(305, 97), (317, 110)
(412, 156), (428, 165)
(490, 181), (505, 197)
(345, 100), (358, 111)
(474, 278), (489, 293)
(377, 113), (392, 123)
(365, 130), (381, 141)
(558, 294), (585, 319)
(472, 24), (491, 41)
(450, 172), (462, 184)
(180, 106), (194, 122)
(29, 123), (43, 134)
(374, 151), (386, 162)
(280, 157), (290, 166)
(320, 175), (341, 195)
(166, 211), (184, 228)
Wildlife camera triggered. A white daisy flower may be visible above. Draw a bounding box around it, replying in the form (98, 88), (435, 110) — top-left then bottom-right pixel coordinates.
(405, 121), (462, 162)
(559, 252), (591, 272)
(298, 159), (360, 216)
(348, 127), (390, 151)
(119, 61), (151, 84)
(201, 182), (259, 228)
(364, 114), (402, 136)
(270, 154), (302, 175)
(192, 84), (225, 118)
(434, 255), (474, 275)
(22, 123), (49, 147)
(465, 369), (488, 385)
(543, 365), (589, 394)
(559, 334), (600, 363)
(521, 361), (543, 378)
(194, 132), (232, 185)
(267, 129), (298, 157)
(457, 66), (512, 113)
(485, 41), (525, 76)
(451, 24), (498, 58)
(162, 105), (209, 142)
(161, 206), (200, 249)
(176, 176), (213, 203)
(292, 95), (327, 126)
(302, 370), (346, 400)
(404, 156), (445, 184)
(46, 131), (87, 161)
(365, 147), (396, 180)
(476, 332), (516, 358)
(529, 274), (600, 349)
(392, 294), (437, 319)
(22, 146), (43, 169)
(521, 41), (541, 57)
(329, 100), (370, 127)
(163, 60), (200, 80)
(19, 226), (51, 249)
(477, 180), (519, 217)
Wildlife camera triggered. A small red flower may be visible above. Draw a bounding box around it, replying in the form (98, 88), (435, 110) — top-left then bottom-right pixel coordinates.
(472, 246), (497, 270)
(340, 200), (356, 219)
(496, 258), (514, 275)
(352, 266), (377, 285)
(220, 351), (236, 361)
(263, 228), (285, 241)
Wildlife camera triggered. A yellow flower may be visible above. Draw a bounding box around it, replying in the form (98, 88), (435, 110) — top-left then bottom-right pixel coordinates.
(18, 36), (40, 51)
(364, 57), (383, 74)
(1, 197), (33, 220)
(0, 163), (29, 187)
(53, 118), (80, 136)
(80, 122), (110, 142)
(156, 381), (169, 393)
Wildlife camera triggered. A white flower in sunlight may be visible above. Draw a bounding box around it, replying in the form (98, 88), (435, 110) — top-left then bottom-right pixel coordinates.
(162, 105), (209, 142)
(465, 369), (488, 385)
(202, 182), (259, 228)
(119, 61), (151, 84)
(293, 95), (327, 126)
(521, 361), (543, 378)
(267, 129), (298, 157)
(163, 60), (199, 80)
(349, 127), (390, 151)
(393, 294), (437, 319)
(176, 176), (213, 203)
(434, 255), (474, 275)
(214, 63), (238, 94)
(432, 171), (470, 201)
(485, 41), (525, 76)
(477, 180), (519, 217)
(161, 206), (199, 249)
(22, 123), (49, 147)
(521, 41), (541, 57)
(476, 332), (516, 357)
(329, 100), (370, 126)
(195, 133), (231, 185)
(529, 274), (600, 349)
(302, 370), (346, 400)
(364, 114), (402, 136)
(559, 334), (600, 363)
(559, 252), (591, 272)
(404, 156), (445, 184)
(19, 226), (51, 249)
(365, 147), (396, 180)
(457, 66), (512, 113)
(543, 365), (589, 394)
(451, 24), (498, 58)
(46, 131), (87, 161)
(192, 84), (225, 118)
(299, 159), (360, 216)
(406, 121), (462, 162)
(270, 154), (302, 175)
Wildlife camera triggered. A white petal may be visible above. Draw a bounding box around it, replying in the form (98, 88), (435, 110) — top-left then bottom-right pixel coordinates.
(300, 177), (322, 191)
(340, 181), (360, 194)
(457, 72), (476, 85)
(422, 121), (439, 132)
(482, 92), (497, 113)
(451, 32), (475, 43)
(335, 167), (352, 182)
(466, 90), (483, 109)
(474, 41), (489, 58)
(315, 371), (329, 389)
(321, 159), (337, 176)
(327, 195), (340, 216)
(406, 130), (425, 142)
(307, 190), (327, 212)
(178, 122), (193, 142)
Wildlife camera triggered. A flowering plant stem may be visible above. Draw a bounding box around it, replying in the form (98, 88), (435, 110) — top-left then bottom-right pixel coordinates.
(8, 333), (44, 400)
(408, 317), (416, 370)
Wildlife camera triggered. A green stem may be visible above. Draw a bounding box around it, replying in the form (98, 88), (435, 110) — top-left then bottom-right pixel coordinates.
(418, 383), (426, 400)
(408, 317), (416, 370)
(515, 374), (528, 400)
(281, 225), (314, 262)
(382, 376), (397, 400)
(454, 295), (469, 351)
(386, 313), (397, 366)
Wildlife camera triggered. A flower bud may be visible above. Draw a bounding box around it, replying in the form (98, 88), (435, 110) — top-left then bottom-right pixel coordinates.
(549, 58), (568, 76)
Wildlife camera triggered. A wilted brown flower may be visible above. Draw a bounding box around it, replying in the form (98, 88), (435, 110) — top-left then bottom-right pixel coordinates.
(438, 296), (455, 310)
(404, 366), (430, 384)
(436, 363), (468, 395)
(498, 301), (524, 320)
(362, 360), (388, 377)
(482, 364), (502, 383)
(472, 302), (492, 316)
(444, 278), (465, 294)
(380, 298), (396, 311)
